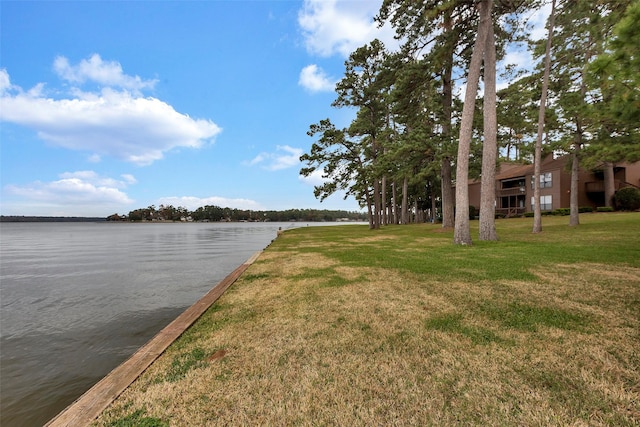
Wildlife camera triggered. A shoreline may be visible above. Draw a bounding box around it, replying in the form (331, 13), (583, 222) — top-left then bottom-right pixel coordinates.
(44, 251), (263, 427)
(48, 216), (640, 425)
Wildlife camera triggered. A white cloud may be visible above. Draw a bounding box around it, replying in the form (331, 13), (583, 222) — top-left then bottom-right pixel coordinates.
(4, 171), (135, 209)
(53, 54), (158, 93)
(528, 2), (553, 42)
(157, 196), (264, 211)
(57, 170), (138, 190)
(494, 3), (552, 82)
(246, 145), (304, 171)
(501, 47), (532, 71)
(299, 64), (336, 92)
(298, 0), (397, 57)
(299, 168), (329, 186)
(0, 64), (221, 166)
(121, 174), (137, 185)
(454, 3), (553, 101)
(247, 153), (267, 166)
(0, 69), (13, 94)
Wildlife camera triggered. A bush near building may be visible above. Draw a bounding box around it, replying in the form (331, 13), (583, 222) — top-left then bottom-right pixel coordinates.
(614, 187), (640, 211)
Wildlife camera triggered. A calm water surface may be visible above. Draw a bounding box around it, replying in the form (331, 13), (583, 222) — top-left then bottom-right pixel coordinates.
(0, 221), (308, 426)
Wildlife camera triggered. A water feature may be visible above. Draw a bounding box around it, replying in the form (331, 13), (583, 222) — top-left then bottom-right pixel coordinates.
(0, 221), (304, 426)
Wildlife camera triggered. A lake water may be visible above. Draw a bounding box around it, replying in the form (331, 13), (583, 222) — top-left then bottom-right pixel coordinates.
(0, 221), (313, 426)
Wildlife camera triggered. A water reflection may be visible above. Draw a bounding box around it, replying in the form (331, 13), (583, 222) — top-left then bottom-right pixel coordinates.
(0, 222), (293, 426)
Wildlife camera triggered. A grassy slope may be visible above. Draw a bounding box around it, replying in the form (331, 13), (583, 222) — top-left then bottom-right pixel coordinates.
(96, 213), (640, 426)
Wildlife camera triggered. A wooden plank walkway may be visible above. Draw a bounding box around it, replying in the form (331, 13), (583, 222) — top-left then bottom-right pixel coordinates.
(45, 251), (262, 427)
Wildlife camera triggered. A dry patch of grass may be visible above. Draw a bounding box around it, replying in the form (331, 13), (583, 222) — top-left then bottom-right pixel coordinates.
(95, 219), (640, 426)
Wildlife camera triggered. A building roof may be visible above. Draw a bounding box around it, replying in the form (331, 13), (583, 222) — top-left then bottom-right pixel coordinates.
(494, 155), (568, 181)
(495, 163), (533, 180)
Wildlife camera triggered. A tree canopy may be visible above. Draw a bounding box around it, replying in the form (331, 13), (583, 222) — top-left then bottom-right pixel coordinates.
(300, 0), (640, 240)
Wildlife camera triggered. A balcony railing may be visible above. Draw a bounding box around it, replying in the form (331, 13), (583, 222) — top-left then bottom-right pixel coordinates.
(585, 181), (605, 193)
(497, 187), (526, 196)
(585, 180), (627, 193)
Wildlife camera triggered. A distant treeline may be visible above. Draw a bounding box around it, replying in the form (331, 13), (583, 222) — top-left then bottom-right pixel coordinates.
(107, 205), (368, 222)
(1, 216), (107, 222)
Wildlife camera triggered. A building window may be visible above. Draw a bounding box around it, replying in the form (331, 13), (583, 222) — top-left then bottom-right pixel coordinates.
(531, 195), (552, 211)
(531, 172), (553, 189)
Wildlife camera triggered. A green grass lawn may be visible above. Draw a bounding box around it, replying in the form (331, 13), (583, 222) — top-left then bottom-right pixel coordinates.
(96, 212), (640, 426)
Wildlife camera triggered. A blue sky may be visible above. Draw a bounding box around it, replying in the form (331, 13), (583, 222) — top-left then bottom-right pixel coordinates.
(1, 1), (548, 217)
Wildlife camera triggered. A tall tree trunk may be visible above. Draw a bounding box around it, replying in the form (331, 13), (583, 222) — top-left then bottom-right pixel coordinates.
(391, 180), (398, 224)
(431, 185), (437, 223)
(373, 179), (381, 229)
(569, 136), (581, 226)
(366, 187), (374, 229)
(533, 0), (556, 234)
(604, 162), (615, 207)
(440, 9), (455, 229)
(441, 159), (454, 227)
(569, 35), (596, 227)
(402, 176), (409, 224)
(479, 22), (498, 241)
(381, 175), (387, 226)
(454, 0), (492, 245)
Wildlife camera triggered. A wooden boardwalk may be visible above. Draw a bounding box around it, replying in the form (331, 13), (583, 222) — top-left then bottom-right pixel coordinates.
(45, 252), (262, 427)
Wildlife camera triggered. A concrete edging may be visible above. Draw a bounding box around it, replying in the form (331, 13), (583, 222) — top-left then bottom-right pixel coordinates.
(45, 251), (263, 427)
